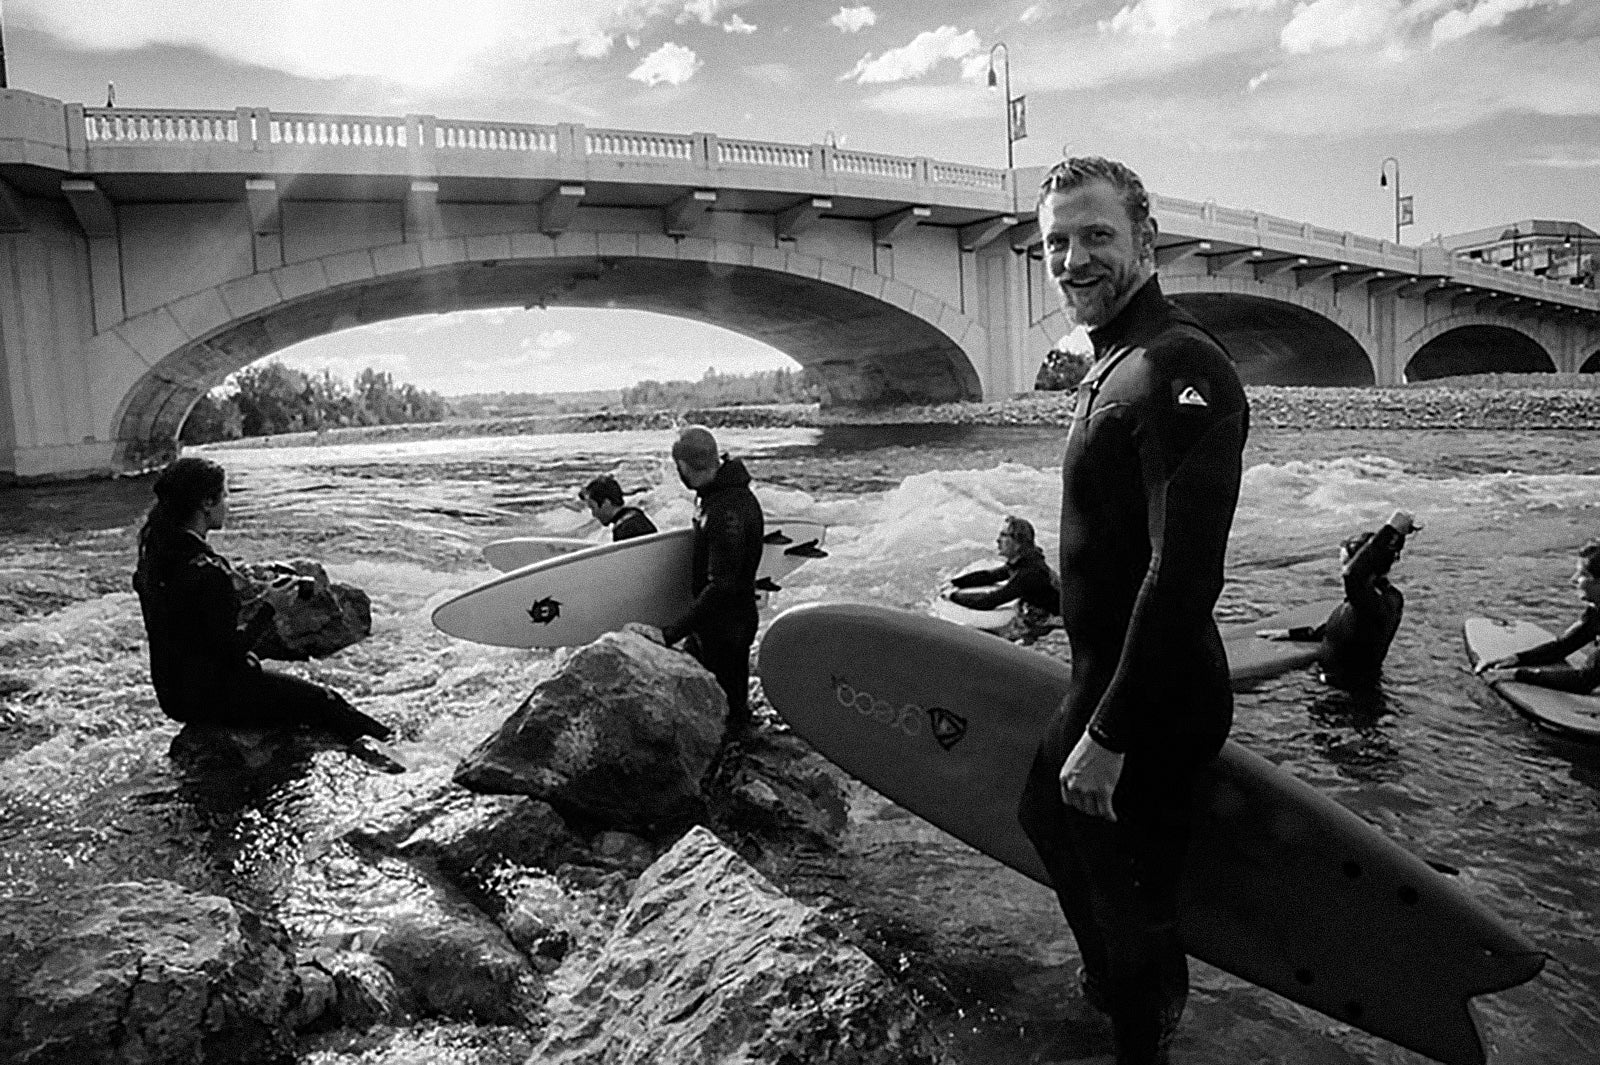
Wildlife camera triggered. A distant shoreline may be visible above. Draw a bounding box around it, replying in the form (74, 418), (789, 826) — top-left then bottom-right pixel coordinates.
(198, 381), (1600, 451)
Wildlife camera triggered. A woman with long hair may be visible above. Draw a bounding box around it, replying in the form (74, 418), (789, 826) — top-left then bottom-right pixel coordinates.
(132, 457), (396, 753)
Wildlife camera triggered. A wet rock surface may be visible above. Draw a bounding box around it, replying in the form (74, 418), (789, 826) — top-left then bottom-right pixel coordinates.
(531, 825), (949, 1065)
(453, 631), (726, 827)
(237, 558), (373, 660)
(0, 879), (297, 1065)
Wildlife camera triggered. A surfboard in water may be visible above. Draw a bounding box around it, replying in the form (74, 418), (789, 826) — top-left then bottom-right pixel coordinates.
(482, 519), (827, 585)
(1463, 616), (1600, 741)
(437, 520), (827, 648)
(759, 602), (1543, 1065)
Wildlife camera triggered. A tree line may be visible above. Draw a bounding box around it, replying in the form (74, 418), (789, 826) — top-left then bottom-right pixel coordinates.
(179, 362), (825, 444)
(619, 366), (822, 409)
(180, 362), (449, 444)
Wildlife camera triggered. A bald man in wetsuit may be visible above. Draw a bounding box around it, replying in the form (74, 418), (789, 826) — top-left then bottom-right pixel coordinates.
(1015, 158), (1248, 1065)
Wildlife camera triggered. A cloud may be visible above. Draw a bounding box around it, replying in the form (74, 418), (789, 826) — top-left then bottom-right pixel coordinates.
(844, 26), (984, 84)
(1509, 151), (1600, 169)
(859, 83), (995, 120)
(1430, 0), (1570, 46)
(1107, 0), (1285, 38)
(629, 42), (702, 86)
(8, 0), (755, 87)
(13, 0), (671, 86)
(831, 6), (877, 33)
(743, 62), (798, 84)
(723, 13), (757, 33)
(1279, 0), (1401, 52)
(1020, 3), (1049, 23)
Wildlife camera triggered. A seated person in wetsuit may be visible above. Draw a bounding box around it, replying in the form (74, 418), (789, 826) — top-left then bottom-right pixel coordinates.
(1477, 539), (1600, 693)
(1262, 509), (1416, 691)
(579, 474), (657, 541)
(945, 516), (1061, 629)
(132, 457), (397, 760)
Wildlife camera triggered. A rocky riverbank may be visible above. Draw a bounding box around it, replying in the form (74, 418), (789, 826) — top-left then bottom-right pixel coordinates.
(201, 382), (1600, 452)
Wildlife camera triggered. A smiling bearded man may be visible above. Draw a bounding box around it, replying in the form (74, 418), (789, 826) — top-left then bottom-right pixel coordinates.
(1015, 157), (1249, 1065)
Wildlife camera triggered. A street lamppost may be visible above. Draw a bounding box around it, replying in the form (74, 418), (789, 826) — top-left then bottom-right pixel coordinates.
(986, 42), (1022, 171)
(1378, 157), (1410, 245)
(1563, 224), (1588, 287)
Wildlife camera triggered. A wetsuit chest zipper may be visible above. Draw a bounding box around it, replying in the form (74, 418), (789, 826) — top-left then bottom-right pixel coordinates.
(1066, 346), (1136, 452)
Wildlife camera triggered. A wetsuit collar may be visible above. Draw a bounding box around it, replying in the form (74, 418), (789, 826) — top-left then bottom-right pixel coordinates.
(1087, 274), (1165, 354)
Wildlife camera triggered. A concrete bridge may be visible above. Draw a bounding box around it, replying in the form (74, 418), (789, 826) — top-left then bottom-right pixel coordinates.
(1, 89), (1597, 482)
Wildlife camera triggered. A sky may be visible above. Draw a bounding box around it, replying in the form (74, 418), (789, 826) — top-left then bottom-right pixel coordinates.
(9, 0), (1597, 395)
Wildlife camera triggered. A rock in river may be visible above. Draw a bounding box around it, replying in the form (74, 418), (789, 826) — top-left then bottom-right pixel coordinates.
(454, 631), (725, 829)
(530, 825), (949, 1065)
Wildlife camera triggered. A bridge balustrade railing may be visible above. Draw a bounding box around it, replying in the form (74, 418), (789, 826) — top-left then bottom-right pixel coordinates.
(266, 111), (408, 148)
(83, 108), (241, 144)
(831, 149), (920, 182)
(717, 138), (813, 170)
(586, 129), (696, 162)
(928, 161), (1008, 190)
(434, 119), (560, 154)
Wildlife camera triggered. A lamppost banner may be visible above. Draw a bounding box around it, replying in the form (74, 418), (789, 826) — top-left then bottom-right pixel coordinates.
(1398, 195), (1414, 226)
(1009, 96), (1027, 143)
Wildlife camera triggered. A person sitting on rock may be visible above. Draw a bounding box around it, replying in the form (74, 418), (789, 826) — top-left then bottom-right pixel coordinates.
(945, 516), (1061, 639)
(579, 474), (657, 541)
(1477, 539), (1600, 693)
(1261, 509), (1416, 691)
(132, 457), (400, 768)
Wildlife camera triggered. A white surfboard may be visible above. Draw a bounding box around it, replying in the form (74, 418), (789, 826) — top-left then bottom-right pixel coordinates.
(483, 520), (827, 590)
(1463, 616), (1600, 741)
(437, 520), (828, 649)
(929, 594), (1018, 631)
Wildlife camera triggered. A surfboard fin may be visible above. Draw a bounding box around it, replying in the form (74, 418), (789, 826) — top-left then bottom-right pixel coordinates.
(784, 539), (829, 559)
(764, 531), (793, 545)
(756, 577), (783, 593)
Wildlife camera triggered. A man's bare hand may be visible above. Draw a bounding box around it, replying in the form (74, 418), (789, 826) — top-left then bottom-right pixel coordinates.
(1059, 733), (1125, 821)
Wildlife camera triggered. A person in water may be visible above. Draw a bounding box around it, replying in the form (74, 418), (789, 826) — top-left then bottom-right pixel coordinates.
(132, 457), (399, 764)
(579, 474), (657, 541)
(1261, 509), (1417, 691)
(945, 515), (1061, 636)
(1477, 539), (1600, 693)
(1014, 157), (1248, 1065)
(658, 426), (765, 736)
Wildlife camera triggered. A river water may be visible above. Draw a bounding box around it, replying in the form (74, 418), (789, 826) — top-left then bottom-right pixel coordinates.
(2, 422), (1598, 1063)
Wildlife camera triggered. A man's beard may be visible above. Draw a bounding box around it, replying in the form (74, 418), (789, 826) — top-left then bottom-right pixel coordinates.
(1057, 261), (1145, 330)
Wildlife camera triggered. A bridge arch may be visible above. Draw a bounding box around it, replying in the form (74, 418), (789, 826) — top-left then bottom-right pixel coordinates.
(1400, 317), (1554, 381)
(99, 234), (986, 465)
(1582, 349), (1600, 373)
(1165, 291), (1374, 385)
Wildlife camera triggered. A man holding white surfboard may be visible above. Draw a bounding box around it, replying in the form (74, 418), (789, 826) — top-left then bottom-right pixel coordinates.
(578, 474), (658, 542)
(1015, 158), (1249, 1065)
(659, 426), (765, 737)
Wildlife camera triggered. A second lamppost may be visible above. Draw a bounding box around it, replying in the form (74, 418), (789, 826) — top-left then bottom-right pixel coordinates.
(1379, 157), (1412, 245)
(987, 43), (1024, 171)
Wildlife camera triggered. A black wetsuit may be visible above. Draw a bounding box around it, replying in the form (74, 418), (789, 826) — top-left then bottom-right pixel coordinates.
(1505, 605), (1600, 693)
(661, 457), (764, 731)
(133, 527), (389, 742)
(949, 550), (1060, 615)
(1286, 526), (1405, 691)
(1017, 276), (1247, 1065)
(610, 506), (657, 542)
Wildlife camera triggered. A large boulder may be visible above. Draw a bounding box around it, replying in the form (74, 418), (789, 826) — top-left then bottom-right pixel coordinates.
(282, 839), (546, 1027)
(530, 826), (949, 1065)
(454, 631), (725, 829)
(342, 765), (586, 886)
(236, 558), (372, 660)
(1, 879), (297, 1065)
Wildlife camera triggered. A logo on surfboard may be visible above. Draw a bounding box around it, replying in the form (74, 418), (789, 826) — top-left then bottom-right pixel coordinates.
(927, 706), (968, 750)
(830, 675), (966, 749)
(526, 597), (562, 624)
